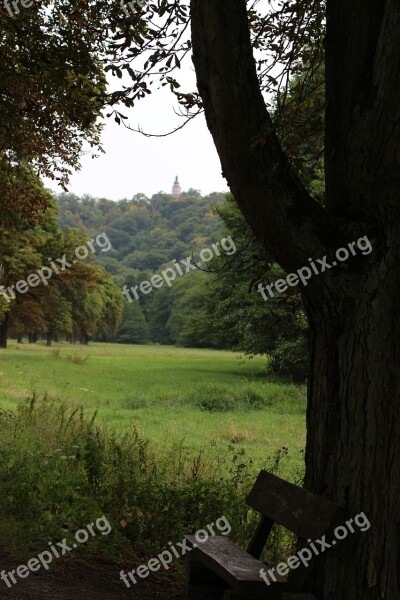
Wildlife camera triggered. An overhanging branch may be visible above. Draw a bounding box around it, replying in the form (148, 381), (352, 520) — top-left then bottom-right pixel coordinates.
(190, 0), (335, 276)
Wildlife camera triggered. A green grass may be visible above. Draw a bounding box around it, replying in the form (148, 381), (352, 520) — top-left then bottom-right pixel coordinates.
(0, 341), (306, 563)
(0, 341), (306, 472)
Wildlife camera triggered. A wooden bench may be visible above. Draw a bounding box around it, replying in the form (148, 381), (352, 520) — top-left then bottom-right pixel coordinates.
(185, 470), (342, 600)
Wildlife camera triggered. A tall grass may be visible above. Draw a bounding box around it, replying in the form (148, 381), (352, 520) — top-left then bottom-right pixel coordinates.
(0, 394), (298, 565)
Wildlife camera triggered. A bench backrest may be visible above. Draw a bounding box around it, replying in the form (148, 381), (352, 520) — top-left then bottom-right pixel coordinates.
(246, 470), (342, 540)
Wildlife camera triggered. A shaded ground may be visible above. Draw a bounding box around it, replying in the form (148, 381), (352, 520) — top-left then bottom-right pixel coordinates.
(0, 550), (185, 600)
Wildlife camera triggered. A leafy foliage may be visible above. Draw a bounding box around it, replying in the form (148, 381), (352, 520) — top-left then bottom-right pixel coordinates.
(105, 0), (325, 141)
(56, 189), (309, 378)
(57, 190), (225, 268)
(0, 190), (123, 346)
(0, 0), (107, 188)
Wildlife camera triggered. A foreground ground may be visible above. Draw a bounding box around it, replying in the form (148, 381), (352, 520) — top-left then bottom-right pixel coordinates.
(0, 549), (184, 600)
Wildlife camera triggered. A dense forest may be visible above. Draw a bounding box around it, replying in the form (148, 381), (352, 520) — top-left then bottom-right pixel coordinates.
(0, 186), (307, 378)
(58, 190), (225, 271)
(57, 190), (308, 379)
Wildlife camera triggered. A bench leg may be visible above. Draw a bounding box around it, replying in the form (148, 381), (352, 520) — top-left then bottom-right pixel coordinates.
(186, 559), (226, 600)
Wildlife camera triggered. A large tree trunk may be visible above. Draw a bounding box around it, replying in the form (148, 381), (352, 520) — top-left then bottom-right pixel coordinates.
(303, 265), (400, 598)
(306, 1), (400, 596)
(190, 1), (400, 598)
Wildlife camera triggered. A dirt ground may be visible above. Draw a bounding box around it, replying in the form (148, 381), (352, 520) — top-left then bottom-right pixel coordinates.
(0, 549), (186, 600)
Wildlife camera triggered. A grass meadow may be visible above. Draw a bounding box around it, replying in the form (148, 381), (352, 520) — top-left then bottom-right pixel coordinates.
(0, 341), (306, 471)
(0, 342), (306, 562)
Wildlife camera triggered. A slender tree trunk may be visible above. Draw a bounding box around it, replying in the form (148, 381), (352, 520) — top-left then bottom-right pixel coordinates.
(46, 332), (52, 347)
(17, 336), (22, 344)
(0, 313), (8, 349)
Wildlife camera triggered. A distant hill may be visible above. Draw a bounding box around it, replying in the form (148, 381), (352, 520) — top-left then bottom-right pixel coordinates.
(56, 189), (230, 348)
(57, 190), (225, 274)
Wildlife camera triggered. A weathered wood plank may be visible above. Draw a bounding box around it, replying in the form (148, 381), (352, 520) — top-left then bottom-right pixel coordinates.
(186, 536), (268, 583)
(246, 470), (342, 539)
(185, 535), (288, 599)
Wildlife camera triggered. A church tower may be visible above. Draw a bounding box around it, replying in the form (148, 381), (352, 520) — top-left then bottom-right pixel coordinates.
(171, 175), (182, 198)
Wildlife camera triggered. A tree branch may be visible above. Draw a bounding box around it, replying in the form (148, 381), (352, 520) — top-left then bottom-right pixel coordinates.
(190, 0), (335, 278)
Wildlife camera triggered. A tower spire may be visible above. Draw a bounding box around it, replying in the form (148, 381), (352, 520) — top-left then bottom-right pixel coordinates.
(172, 175), (182, 198)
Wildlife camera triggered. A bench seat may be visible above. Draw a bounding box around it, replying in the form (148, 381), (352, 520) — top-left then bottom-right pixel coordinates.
(185, 535), (288, 599)
(185, 471), (340, 599)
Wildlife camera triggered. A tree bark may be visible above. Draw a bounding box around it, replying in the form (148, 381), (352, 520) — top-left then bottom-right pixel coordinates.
(190, 1), (400, 598)
(0, 313), (8, 349)
(46, 332), (52, 347)
(303, 256), (400, 599)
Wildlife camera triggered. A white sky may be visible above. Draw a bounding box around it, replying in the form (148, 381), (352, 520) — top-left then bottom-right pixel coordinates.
(44, 0), (272, 201)
(45, 83), (228, 201)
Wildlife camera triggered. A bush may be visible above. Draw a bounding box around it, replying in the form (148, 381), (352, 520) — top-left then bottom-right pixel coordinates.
(189, 382), (293, 412)
(269, 336), (309, 382)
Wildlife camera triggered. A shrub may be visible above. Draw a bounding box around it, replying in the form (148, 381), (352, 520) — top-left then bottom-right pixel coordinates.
(189, 382), (294, 412)
(65, 353), (89, 365)
(269, 336), (309, 382)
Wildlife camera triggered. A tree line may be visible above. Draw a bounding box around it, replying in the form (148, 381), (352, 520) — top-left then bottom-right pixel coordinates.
(0, 188), (122, 348)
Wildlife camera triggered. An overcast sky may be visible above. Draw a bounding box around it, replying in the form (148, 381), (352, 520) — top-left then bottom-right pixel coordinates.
(45, 83), (229, 201)
(43, 0), (276, 202)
